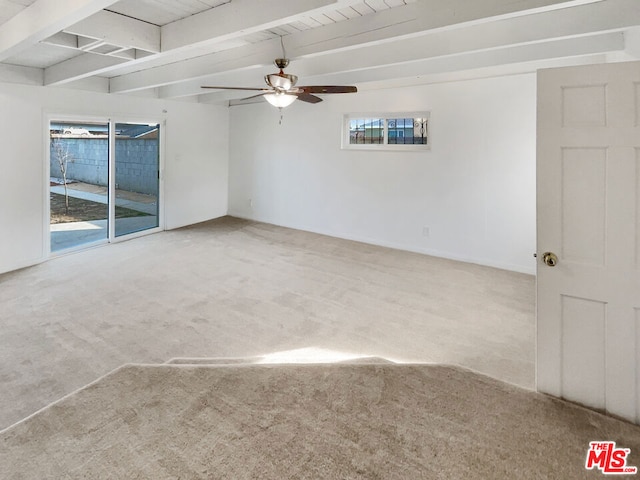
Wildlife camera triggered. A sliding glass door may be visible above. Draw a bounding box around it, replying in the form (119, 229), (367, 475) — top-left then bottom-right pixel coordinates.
(114, 122), (160, 237)
(49, 118), (161, 253)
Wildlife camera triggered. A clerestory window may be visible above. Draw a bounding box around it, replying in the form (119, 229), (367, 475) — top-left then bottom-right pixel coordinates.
(343, 113), (430, 150)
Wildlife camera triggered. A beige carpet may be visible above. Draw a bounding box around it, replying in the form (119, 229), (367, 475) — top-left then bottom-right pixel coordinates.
(0, 217), (535, 431)
(2, 363), (639, 479)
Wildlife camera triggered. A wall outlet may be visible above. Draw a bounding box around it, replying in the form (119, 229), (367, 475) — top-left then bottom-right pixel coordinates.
(422, 226), (430, 238)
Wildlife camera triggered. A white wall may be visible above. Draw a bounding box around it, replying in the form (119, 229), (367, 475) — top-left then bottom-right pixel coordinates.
(0, 83), (229, 274)
(229, 74), (536, 274)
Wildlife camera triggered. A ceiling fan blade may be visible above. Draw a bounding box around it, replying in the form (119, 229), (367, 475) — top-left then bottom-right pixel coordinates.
(201, 86), (271, 91)
(298, 86), (357, 94)
(296, 93), (323, 104)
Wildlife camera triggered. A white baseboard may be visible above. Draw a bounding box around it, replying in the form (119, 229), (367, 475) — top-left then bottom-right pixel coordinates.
(227, 211), (535, 276)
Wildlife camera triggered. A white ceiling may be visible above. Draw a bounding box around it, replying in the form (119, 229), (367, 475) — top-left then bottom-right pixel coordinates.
(0, 0), (638, 105)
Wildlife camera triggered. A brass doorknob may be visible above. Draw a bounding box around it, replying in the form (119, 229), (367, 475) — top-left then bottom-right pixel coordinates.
(542, 252), (558, 267)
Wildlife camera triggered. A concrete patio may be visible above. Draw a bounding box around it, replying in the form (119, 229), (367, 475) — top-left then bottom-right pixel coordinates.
(50, 181), (159, 252)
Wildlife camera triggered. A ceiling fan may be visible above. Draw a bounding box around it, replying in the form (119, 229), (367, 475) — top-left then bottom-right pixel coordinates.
(201, 58), (357, 108)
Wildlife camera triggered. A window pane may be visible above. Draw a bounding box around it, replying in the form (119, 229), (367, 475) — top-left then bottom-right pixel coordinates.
(349, 118), (384, 144)
(49, 120), (109, 252)
(388, 118), (428, 145)
(114, 123), (160, 237)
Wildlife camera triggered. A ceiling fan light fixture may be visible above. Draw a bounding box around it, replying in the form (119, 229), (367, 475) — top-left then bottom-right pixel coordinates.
(264, 92), (297, 108)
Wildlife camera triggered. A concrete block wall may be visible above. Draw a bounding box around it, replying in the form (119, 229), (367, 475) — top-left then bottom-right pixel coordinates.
(50, 138), (159, 195)
(114, 140), (159, 196)
(50, 138), (108, 187)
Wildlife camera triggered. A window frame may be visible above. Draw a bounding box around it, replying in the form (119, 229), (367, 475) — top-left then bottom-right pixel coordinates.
(342, 112), (430, 151)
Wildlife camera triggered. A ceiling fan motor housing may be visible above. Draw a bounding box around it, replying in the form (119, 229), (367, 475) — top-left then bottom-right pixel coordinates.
(265, 73), (298, 91)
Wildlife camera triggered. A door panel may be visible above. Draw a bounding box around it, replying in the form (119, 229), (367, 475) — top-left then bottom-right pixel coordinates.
(636, 150), (640, 268)
(537, 61), (640, 423)
(49, 120), (109, 252)
(114, 122), (160, 237)
(561, 147), (607, 265)
(561, 84), (607, 127)
(561, 295), (606, 410)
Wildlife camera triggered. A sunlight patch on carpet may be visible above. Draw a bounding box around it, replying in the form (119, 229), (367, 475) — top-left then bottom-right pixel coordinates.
(256, 347), (396, 364)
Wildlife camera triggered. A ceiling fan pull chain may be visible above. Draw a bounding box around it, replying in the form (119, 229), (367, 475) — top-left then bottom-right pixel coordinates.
(279, 108), (284, 125)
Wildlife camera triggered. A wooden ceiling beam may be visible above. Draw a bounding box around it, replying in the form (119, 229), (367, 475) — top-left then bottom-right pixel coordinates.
(63, 10), (160, 54)
(42, 0), (360, 87)
(0, 0), (118, 62)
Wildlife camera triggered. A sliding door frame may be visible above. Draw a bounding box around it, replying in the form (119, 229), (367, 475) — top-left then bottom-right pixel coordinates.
(44, 114), (165, 256)
(108, 117), (165, 244)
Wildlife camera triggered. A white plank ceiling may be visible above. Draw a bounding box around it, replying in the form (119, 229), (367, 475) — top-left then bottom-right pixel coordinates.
(0, 0), (638, 104)
(0, 0), (36, 25)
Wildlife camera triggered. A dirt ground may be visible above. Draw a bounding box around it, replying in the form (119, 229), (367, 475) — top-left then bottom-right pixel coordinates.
(50, 192), (149, 224)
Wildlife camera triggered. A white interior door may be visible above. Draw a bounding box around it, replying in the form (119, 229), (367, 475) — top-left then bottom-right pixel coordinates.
(537, 61), (640, 423)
